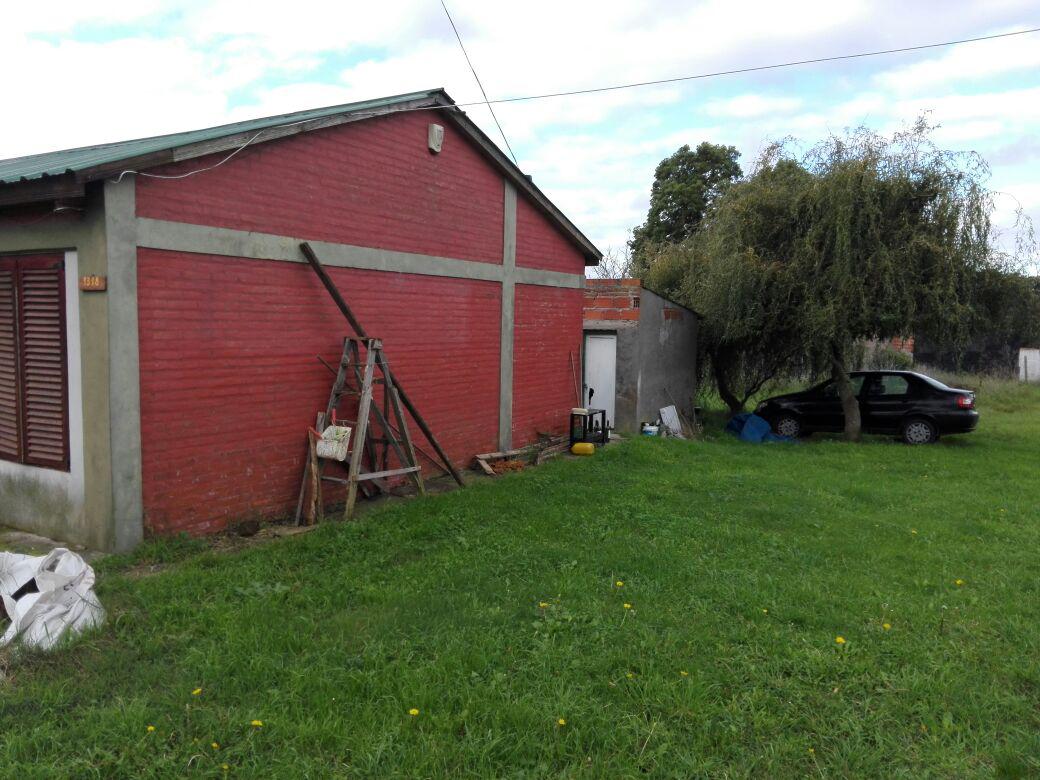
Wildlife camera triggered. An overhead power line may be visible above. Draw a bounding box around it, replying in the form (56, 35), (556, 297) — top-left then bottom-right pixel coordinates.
(439, 0), (519, 164)
(467, 26), (1040, 107)
(109, 26), (1040, 182)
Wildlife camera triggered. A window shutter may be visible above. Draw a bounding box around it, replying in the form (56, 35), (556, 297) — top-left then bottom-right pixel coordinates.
(17, 257), (68, 469)
(0, 259), (19, 461)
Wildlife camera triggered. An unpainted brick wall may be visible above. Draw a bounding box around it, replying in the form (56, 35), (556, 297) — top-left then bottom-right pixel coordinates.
(583, 278), (641, 321)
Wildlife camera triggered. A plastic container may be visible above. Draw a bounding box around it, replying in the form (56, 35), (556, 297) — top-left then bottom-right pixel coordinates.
(570, 442), (595, 456)
(641, 424), (659, 437)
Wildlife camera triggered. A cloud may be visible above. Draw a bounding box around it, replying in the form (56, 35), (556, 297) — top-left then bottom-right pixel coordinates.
(2, 0), (1040, 259)
(705, 94), (803, 119)
(874, 28), (1040, 93)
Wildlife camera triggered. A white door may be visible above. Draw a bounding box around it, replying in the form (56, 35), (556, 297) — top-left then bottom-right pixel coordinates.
(583, 333), (616, 428)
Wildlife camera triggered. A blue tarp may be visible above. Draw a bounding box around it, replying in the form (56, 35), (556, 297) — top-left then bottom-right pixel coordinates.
(725, 413), (794, 443)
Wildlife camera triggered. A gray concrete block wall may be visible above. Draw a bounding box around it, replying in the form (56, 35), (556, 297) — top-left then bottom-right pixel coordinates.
(583, 286), (699, 434)
(635, 289), (699, 427)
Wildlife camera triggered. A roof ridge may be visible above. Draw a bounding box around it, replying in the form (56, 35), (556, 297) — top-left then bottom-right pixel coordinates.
(0, 88), (447, 173)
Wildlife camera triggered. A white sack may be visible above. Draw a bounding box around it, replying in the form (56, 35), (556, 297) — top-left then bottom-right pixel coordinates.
(0, 548), (104, 651)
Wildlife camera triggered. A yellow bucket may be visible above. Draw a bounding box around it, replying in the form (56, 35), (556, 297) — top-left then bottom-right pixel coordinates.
(570, 442), (595, 456)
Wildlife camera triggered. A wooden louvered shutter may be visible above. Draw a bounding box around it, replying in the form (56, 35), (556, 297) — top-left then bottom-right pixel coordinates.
(0, 257), (19, 461)
(16, 256), (69, 469)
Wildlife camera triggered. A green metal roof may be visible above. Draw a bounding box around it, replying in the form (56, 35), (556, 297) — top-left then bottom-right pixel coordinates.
(0, 89), (443, 184)
(0, 87), (601, 263)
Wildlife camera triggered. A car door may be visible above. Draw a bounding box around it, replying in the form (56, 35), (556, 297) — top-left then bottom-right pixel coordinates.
(805, 375), (866, 430)
(861, 373), (914, 433)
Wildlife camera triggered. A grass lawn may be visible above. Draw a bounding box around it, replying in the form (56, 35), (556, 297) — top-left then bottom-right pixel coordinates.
(3, 379), (1040, 777)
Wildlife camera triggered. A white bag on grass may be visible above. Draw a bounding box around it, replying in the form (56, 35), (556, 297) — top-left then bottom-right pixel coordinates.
(0, 548), (105, 651)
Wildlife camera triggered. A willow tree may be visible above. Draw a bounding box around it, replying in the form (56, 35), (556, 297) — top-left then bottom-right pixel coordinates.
(789, 120), (997, 439)
(644, 157), (813, 413)
(641, 120), (1019, 436)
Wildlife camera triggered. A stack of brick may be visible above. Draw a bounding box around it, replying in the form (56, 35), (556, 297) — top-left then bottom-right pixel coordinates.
(583, 278), (641, 322)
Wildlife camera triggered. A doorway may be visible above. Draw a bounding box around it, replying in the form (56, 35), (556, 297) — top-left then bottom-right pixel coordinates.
(583, 332), (616, 429)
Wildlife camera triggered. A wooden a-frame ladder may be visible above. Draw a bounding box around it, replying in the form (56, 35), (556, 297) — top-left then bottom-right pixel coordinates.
(298, 336), (424, 522)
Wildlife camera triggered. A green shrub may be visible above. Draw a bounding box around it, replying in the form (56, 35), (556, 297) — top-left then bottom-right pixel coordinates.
(864, 344), (914, 370)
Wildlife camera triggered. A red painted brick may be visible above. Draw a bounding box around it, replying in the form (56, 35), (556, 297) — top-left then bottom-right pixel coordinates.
(130, 109), (590, 537)
(512, 284), (583, 445)
(137, 249), (502, 535)
(515, 195), (586, 274)
(136, 112), (506, 264)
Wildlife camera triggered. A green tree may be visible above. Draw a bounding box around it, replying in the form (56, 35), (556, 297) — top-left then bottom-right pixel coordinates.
(630, 142), (742, 272)
(644, 121), (1029, 438)
(789, 121), (998, 439)
(646, 157), (813, 414)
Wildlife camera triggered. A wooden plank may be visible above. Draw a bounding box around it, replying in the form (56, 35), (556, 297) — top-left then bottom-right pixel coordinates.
(356, 465), (421, 482)
(344, 341), (378, 519)
(377, 351), (424, 496)
(300, 242), (465, 486)
(306, 430), (322, 525)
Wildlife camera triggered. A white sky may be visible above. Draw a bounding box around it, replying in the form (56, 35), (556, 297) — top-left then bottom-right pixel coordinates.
(2, 1), (1038, 265)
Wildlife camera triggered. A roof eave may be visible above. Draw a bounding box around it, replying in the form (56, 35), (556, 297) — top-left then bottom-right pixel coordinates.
(0, 173), (84, 208)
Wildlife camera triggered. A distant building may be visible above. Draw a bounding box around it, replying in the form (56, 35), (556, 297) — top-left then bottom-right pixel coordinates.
(1021, 348), (1040, 382)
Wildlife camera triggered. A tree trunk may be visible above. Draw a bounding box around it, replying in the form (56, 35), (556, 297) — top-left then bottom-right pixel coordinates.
(711, 350), (744, 415)
(830, 346), (861, 442)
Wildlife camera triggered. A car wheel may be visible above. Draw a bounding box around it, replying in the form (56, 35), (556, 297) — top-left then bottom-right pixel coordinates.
(902, 417), (937, 445)
(774, 414), (802, 438)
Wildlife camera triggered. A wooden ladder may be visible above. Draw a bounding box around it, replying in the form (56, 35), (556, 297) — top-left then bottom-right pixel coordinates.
(296, 336), (425, 523)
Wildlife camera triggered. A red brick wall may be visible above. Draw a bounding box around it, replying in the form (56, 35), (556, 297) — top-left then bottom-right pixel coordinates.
(512, 284), (583, 446)
(136, 112), (505, 264)
(131, 109), (590, 535)
(583, 278), (641, 322)
(136, 249), (501, 535)
(515, 195), (586, 274)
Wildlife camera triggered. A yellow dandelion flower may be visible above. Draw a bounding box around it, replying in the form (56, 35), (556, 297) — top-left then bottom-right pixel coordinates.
(835, 636), (846, 645)
(146, 725), (156, 733)
(626, 672), (634, 679)
(882, 623), (891, 630)
(615, 580), (624, 587)
(557, 718), (566, 726)
(955, 579), (965, 586)
(250, 719), (263, 728)
(623, 603), (632, 610)
(408, 708), (420, 717)
(762, 608), (768, 614)
(680, 670), (689, 677)
(222, 764), (230, 772)
(808, 747), (815, 755)
(191, 687), (202, 696)
(911, 529), (918, 535)
(538, 601), (549, 608)
(211, 742), (220, 750)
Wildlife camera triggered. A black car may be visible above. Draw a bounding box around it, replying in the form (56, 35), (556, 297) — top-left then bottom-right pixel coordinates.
(755, 370), (978, 444)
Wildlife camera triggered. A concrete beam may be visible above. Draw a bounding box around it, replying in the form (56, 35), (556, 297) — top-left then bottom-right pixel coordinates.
(104, 179), (144, 552)
(135, 217), (583, 289)
(498, 181), (517, 451)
